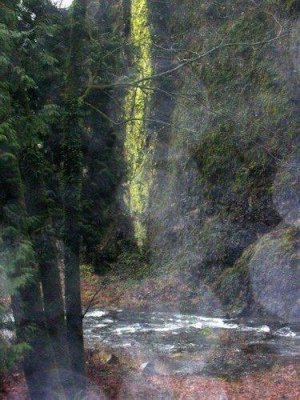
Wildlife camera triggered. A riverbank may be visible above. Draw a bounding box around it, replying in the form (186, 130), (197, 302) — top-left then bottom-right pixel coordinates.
(80, 228), (300, 322)
(86, 349), (300, 400)
(1, 269), (299, 399)
(81, 269), (222, 316)
(1, 353), (299, 399)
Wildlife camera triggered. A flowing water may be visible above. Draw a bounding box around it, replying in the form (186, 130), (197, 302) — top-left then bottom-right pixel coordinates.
(84, 309), (300, 377)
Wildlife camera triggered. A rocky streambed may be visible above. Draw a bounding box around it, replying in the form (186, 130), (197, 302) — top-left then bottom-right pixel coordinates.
(84, 309), (300, 379)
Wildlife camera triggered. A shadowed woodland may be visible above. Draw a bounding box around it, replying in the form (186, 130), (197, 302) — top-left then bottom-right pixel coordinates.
(0, 0), (299, 399)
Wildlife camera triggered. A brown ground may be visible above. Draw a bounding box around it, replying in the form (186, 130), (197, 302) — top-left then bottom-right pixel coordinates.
(1, 357), (299, 399)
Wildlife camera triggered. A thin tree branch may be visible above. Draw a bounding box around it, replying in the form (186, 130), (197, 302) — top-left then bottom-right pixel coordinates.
(82, 286), (103, 318)
(84, 100), (199, 134)
(84, 101), (116, 124)
(86, 27), (285, 93)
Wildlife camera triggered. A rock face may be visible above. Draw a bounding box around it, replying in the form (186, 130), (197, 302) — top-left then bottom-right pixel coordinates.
(92, 1), (299, 318)
(215, 226), (300, 321)
(246, 227), (300, 322)
(133, 0), (300, 317)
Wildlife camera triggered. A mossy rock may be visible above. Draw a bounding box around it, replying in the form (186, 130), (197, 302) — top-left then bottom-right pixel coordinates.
(215, 226), (300, 321)
(214, 244), (255, 316)
(248, 226), (300, 322)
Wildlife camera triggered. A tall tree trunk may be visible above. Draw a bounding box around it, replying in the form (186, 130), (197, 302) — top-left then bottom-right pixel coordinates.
(63, 125), (84, 377)
(123, 0), (131, 38)
(11, 281), (62, 399)
(20, 146), (73, 396)
(63, 0), (87, 382)
(0, 144), (62, 399)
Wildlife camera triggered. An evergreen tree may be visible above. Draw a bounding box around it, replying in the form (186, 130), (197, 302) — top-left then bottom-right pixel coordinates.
(62, 0), (87, 383)
(0, 3), (62, 397)
(1, 0), (127, 396)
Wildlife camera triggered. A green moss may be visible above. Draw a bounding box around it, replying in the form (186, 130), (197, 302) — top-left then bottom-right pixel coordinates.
(215, 244), (254, 311)
(124, 0), (153, 246)
(191, 3), (297, 225)
(121, 0), (299, 294)
(80, 263), (94, 278)
(215, 226), (300, 315)
(252, 226), (299, 260)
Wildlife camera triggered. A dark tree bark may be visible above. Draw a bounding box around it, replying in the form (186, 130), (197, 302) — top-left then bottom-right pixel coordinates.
(123, 0), (131, 38)
(20, 146), (73, 396)
(0, 145), (62, 399)
(11, 283), (61, 400)
(63, 0), (87, 383)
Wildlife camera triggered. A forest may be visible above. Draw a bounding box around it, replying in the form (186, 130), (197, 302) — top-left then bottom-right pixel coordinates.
(0, 0), (299, 399)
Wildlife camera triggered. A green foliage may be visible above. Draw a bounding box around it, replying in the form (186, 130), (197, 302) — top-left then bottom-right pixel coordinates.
(0, 0), (297, 378)
(80, 263), (94, 278)
(284, 0), (300, 14)
(0, 338), (30, 373)
(135, 0), (300, 315)
(80, 4), (127, 271)
(0, 0), (63, 374)
(190, 3), (297, 226)
(112, 245), (151, 281)
(214, 244), (255, 313)
(0, 300), (30, 372)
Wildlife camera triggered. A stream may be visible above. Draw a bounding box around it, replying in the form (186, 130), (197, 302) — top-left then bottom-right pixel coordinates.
(84, 309), (300, 378)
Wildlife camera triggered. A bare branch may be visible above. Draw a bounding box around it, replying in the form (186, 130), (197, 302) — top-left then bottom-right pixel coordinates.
(84, 101), (116, 124)
(82, 285), (104, 318)
(86, 27), (285, 94)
